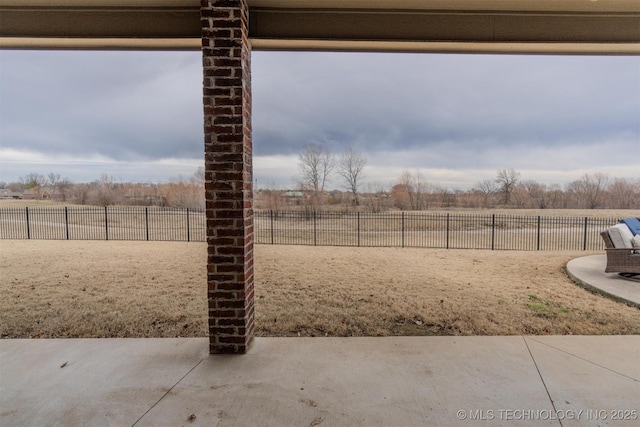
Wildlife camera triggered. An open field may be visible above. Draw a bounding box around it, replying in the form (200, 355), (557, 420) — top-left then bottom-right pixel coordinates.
(1, 240), (639, 338)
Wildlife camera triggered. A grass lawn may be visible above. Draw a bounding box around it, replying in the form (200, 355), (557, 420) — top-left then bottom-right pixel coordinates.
(1, 240), (638, 338)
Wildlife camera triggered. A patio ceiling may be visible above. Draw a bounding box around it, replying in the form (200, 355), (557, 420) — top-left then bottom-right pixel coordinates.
(1, 0), (639, 54)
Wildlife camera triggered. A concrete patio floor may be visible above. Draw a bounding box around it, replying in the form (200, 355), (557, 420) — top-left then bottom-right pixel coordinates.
(567, 254), (640, 308)
(1, 336), (639, 426)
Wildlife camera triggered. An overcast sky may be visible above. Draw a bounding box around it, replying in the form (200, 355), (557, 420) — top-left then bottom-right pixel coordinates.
(0, 50), (638, 190)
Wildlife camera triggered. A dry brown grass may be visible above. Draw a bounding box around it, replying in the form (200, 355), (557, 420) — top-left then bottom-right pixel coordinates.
(1, 240), (638, 339)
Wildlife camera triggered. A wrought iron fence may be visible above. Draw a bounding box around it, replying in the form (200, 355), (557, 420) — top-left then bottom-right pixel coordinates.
(0, 207), (618, 251)
(0, 206), (206, 242)
(254, 210), (615, 251)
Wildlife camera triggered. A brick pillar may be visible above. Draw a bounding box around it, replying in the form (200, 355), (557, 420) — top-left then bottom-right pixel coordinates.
(201, 0), (254, 354)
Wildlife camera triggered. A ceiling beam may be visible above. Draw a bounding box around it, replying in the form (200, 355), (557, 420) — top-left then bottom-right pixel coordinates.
(1, 0), (639, 54)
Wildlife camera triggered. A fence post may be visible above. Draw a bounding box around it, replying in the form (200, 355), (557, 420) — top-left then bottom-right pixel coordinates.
(583, 217), (588, 251)
(313, 211), (317, 246)
(65, 207), (69, 240)
(536, 216), (541, 251)
(25, 207), (30, 239)
(446, 213), (450, 249)
(270, 210), (274, 244)
(186, 208), (190, 242)
(401, 212), (405, 248)
(491, 214), (495, 250)
(104, 206), (109, 241)
(357, 212), (361, 247)
(145, 207), (149, 241)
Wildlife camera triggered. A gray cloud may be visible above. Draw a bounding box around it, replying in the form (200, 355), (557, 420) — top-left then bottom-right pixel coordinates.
(253, 52), (639, 156)
(1, 51), (203, 162)
(1, 50), (638, 187)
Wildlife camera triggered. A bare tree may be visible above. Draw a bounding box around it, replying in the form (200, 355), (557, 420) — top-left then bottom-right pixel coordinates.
(607, 178), (639, 209)
(337, 148), (367, 206)
(71, 183), (91, 205)
(546, 183), (565, 209)
(57, 178), (73, 202)
(20, 172), (47, 199)
(396, 171), (414, 209)
(571, 173), (609, 209)
(511, 184), (530, 208)
(522, 180), (548, 209)
(364, 182), (389, 213)
(259, 182), (283, 212)
(190, 166), (206, 209)
(475, 179), (497, 208)
(396, 170), (429, 210)
(192, 166), (205, 186)
(435, 186), (458, 208)
(20, 172), (46, 188)
(46, 172), (72, 201)
(47, 172), (61, 188)
(298, 144), (334, 194)
(91, 174), (121, 206)
(495, 168), (520, 206)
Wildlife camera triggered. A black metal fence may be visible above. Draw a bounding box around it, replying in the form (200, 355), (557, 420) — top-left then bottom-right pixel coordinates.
(0, 207), (618, 251)
(254, 211), (615, 251)
(0, 206), (206, 242)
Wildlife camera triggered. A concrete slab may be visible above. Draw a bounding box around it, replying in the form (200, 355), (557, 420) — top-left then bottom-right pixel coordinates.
(527, 336), (640, 381)
(567, 255), (640, 307)
(2, 337), (638, 427)
(136, 337), (555, 427)
(0, 338), (207, 427)
(524, 337), (640, 427)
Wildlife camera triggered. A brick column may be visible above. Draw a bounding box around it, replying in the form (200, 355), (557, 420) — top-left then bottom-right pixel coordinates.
(201, 0), (254, 354)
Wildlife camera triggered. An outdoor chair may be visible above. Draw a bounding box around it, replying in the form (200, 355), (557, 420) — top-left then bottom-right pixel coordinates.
(600, 217), (640, 275)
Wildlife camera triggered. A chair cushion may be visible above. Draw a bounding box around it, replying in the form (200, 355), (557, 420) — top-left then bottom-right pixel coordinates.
(621, 217), (640, 235)
(608, 223), (634, 248)
(632, 234), (640, 248)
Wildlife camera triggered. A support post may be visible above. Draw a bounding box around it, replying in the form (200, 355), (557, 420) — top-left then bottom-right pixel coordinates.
(104, 206), (109, 241)
(25, 207), (30, 239)
(65, 206), (69, 240)
(491, 214), (496, 250)
(145, 207), (149, 241)
(202, 0), (254, 354)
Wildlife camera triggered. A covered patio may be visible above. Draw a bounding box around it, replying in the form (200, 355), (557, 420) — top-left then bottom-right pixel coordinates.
(1, 0), (639, 353)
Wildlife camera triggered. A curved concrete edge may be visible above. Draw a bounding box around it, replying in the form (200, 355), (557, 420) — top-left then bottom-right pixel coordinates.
(566, 255), (640, 309)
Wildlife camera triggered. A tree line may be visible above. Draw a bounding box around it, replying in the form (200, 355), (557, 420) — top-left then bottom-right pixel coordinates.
(3, 160), (638, 212)
(1, 169), (205, 210)
(259, 144), (639, 211)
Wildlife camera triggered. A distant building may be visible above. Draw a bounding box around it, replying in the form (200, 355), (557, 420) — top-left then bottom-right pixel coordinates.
(22, 187), (63, 201)
(0, 189), (22, 200)
(283, 190), (305, 206)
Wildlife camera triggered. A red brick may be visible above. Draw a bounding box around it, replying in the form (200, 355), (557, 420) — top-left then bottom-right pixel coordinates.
(211, 327), (236, 335)
(214, 282), (245, 291)
(213, 58), (241, 68)
(218, 335), (247, 344)
(217, 300), (246, 309)
(207, 273), (236, 282)
(214, 264), (243, 274)
(209, 310), (236, 318)
(209, 344), (237, 354)
(203, 0), (253, 355)
(217, 318), (246, 326)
